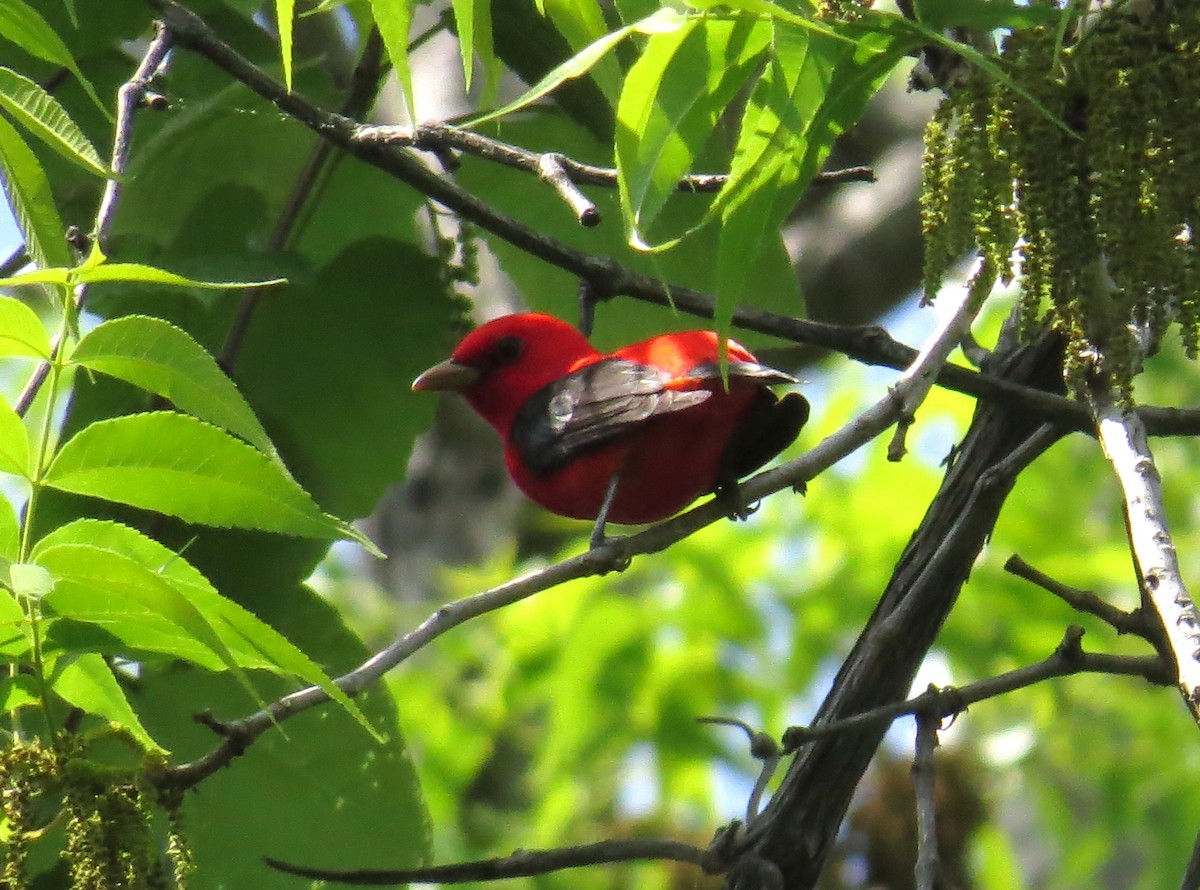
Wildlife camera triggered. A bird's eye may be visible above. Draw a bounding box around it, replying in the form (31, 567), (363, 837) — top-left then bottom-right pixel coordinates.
(491, 336), (524, 367)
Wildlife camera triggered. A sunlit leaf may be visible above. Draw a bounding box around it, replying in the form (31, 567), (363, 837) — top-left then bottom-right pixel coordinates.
(0, 398), (31, 480)
(0, 66), (108, 177)
(71, 315), (275, 455)
(0, 114), (72, 271)
(617, 16), (770, 245)
(467, 7), (687, 128)
(0, 0), (107, 113)
(52, 653), (167, 753)
(368, 0), (415, 116)
(44, 412), (353, 541)
(277, 0), (296, 91)
(0, 296), (49, 359)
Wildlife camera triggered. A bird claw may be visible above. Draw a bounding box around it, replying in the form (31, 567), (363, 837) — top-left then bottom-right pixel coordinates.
(589, 532), (632, 572)
(717, 482), (758, 522)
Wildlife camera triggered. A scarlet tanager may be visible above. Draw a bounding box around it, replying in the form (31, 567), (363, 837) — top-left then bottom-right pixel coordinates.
(412, 313), (808, 546)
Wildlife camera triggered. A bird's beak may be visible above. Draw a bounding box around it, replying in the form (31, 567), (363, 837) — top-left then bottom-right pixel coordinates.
(412, 360), (481, 392)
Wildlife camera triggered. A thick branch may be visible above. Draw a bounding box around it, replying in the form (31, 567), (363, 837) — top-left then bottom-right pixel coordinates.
(1089, 384), (1200, 717)
(738, 327), (1069, 888)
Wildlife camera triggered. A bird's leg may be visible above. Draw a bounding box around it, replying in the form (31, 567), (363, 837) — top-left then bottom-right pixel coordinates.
(716, 477), (758, 522)
(590, 467), (624, 550)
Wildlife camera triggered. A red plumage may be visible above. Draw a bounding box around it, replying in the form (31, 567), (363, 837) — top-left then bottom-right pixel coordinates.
(413, 313), (808, 528)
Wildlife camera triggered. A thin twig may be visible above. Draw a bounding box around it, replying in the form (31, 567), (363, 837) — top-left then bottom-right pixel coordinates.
(13, 23), (173, 418)
(220, 27), (389, 369)
(537, 152), (599, 226)
(888, 258), (995, 461)
(912, 708), (940, 890)
(698, 717), (781, 825)
(358, 121), (876, 193)
(1004, 554), (1153, 639)
(1089, 380), (1200, 718)
(263, 837), (711, 885)
(781, 626), (1170, 751)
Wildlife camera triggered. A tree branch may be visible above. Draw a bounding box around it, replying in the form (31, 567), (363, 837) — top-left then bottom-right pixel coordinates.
(264, 838), (710, 885)
(14, 22), (173, 418)
(912, 711), (940, 890)
(1089, 382), (1200, 719)
(140, 0), (1200, 438)
(1003, 553), (1156, 639)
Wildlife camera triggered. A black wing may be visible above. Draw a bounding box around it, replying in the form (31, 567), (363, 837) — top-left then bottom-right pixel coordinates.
(511, 358), (710, 476)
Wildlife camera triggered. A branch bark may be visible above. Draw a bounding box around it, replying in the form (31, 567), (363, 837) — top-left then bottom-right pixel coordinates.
(736, 325), (1069, 888)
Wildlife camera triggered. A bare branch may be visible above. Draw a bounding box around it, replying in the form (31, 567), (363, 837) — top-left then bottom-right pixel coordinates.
(537, 152), (599, 226)
(912, 709), (940, 890)
(263, 837), (711, 886)
(1004, 554), (1155, 639)
(1089, 382), (1200, 719)
(14, 22), (174, 418)
(358, 121), (876, 194)
(781, 626), (1170, 751)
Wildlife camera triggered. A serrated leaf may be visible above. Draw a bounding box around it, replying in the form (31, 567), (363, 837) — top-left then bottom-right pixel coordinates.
(37, 519), (377, 740)
(0, 113), (72, 271)
(0, 396), (30, 480)
(35, 527), (265, 708)
(0, 296), (50, 358)
(617, 16), (770, 245)
(71, 315), (275, 455)
(368, 0), (415, 117)
(44, 412), (351, 541)
(467, 7), (687, 128)
(52, 653), (167, 754)
(0, 0), (107, 114)
(277, 0), (296, 91)
(0, 66), (108, 178)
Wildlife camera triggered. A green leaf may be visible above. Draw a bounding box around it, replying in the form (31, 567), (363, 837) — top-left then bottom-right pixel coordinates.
(0, 492), (17, 562)
(277, 0), (296, 91)
(70, 315), (275, 455)
(0, 113), (72, 271)
(8, 562), (51, 599)
(616, 16), (770, 245)
(467, 7), (688, 128)
(34, 520), (264, 707)
(44, 412), (354, 541)
(0, 0), (107, 114)
(0, 396), (31, 480)
(0, 295), (50, 358)
(368, 0), (415, 117)
(40, 518), (378, 740)
(0, 260), (287, 290)
(52, 653), (167, 754)
(0, 66), (108, 177)
(712, 22), (909, 336)
(0, 675), (39, 713)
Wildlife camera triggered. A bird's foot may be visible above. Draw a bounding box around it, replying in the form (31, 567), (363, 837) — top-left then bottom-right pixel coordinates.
(718, 481), (758, 522)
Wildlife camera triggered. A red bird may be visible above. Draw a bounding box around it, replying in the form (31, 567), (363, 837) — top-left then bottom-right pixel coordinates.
(412, 313), (808, 546)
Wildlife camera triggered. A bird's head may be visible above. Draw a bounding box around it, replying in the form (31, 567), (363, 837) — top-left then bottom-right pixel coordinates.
(413, 313), (599, 434)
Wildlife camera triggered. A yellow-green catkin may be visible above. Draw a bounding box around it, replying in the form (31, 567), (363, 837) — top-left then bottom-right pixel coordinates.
(920, 6), (1200, 398)
(0, 741), (58, 890)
